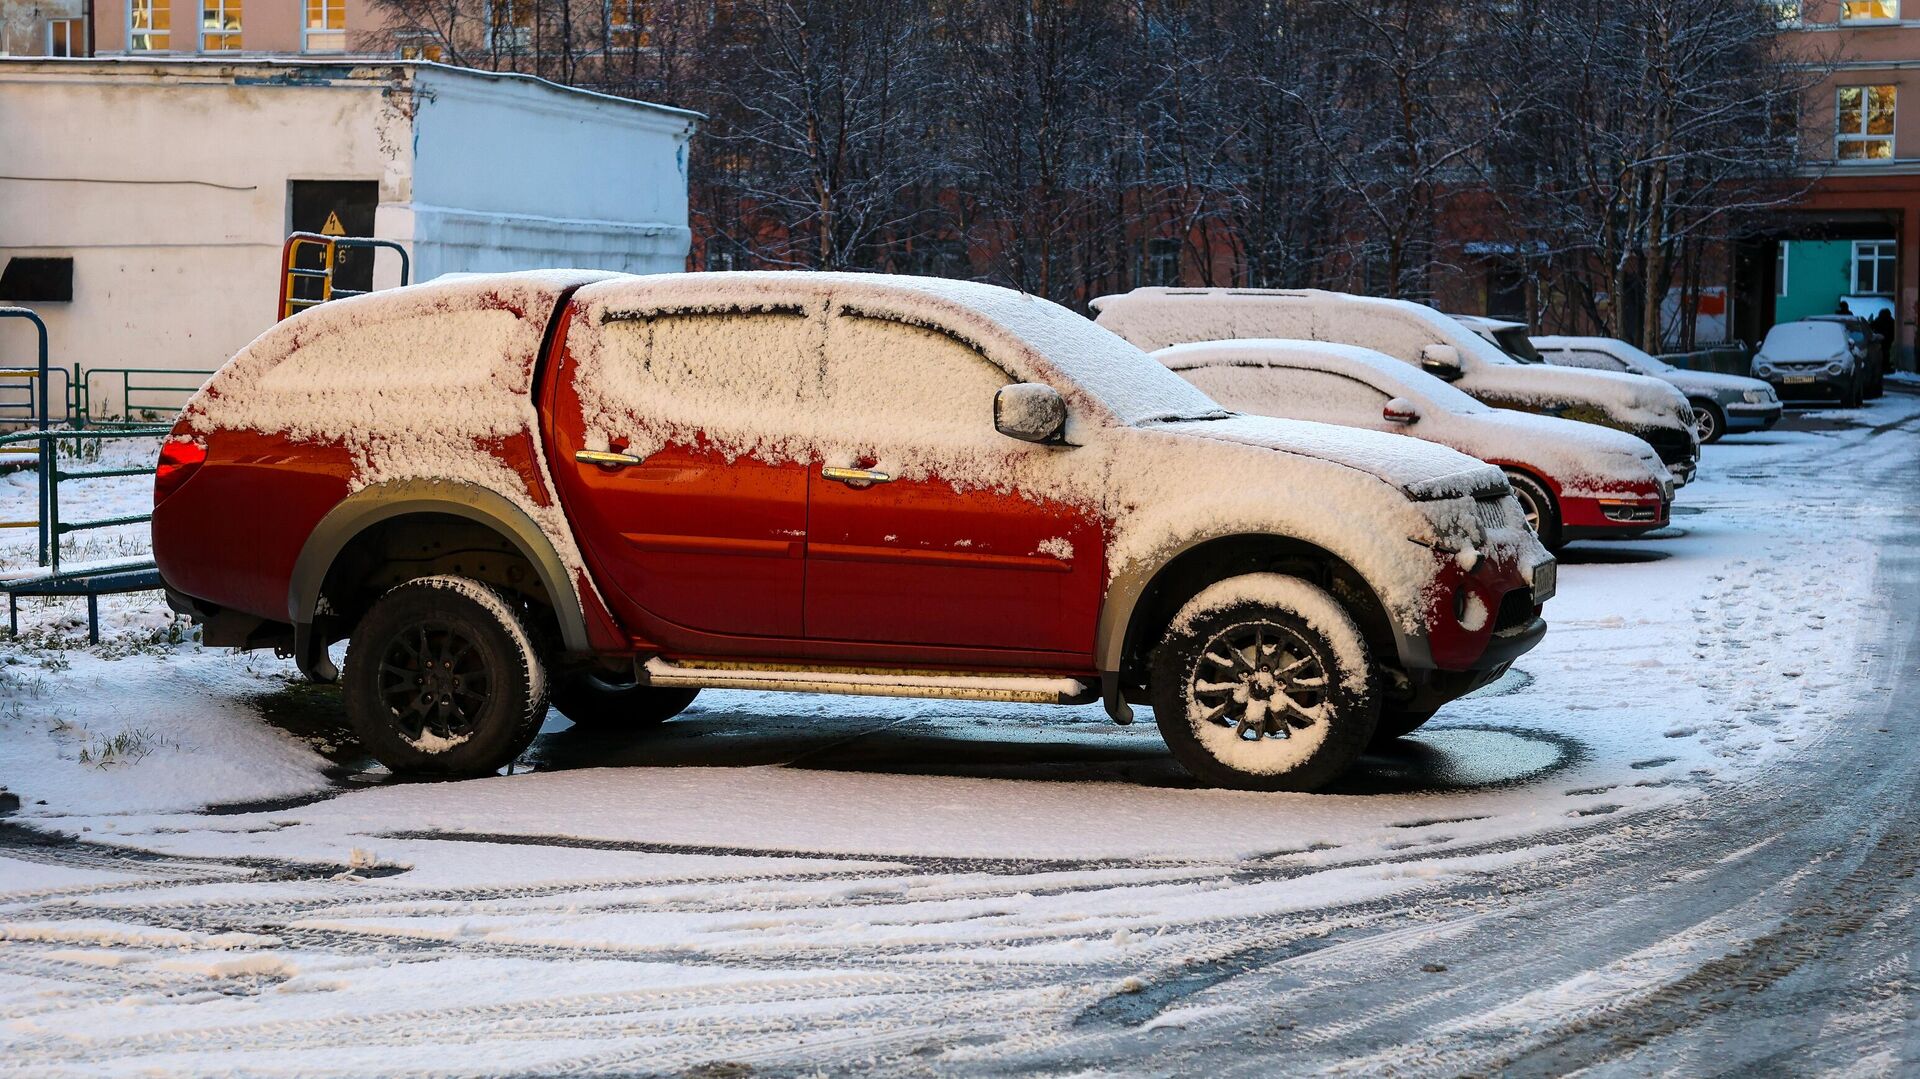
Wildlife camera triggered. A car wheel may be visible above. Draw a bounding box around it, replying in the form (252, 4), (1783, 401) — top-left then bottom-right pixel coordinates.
(1690, 400), (1724, 445)
(1370, 706), (1435, 746)
(1504, 469), (1563, 552)
(343, 575), (549, 777)
(1150, 574), (1377, 792)
(552, 671), (699, 730)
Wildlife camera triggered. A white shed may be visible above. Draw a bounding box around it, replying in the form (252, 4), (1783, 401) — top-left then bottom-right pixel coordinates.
(0, 58), (698, 415)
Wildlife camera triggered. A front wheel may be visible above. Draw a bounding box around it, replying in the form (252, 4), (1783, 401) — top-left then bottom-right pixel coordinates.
(1690, 400), (1724, 445)
(343, 576), (549, 777)
(1151, 574), (1377, 792)
(1504, 469), (1563, 552)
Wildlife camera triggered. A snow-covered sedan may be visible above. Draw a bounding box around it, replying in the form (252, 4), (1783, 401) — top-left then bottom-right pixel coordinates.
(1155, 340), (1675, 552)
(1531, 335), (1782, 444)
(1092, 288), (1701, 487)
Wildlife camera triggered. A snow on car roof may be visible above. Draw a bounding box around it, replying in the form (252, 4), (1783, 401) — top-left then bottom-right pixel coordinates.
(1088, 287), (1520, 370)
(575, 272), (1222, 427)
(1152, 338), (1491, 413)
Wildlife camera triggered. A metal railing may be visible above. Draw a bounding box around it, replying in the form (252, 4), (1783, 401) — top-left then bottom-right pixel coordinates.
(81, 367), (208, 427)
(1, 308), (170, 642)
(280, 231), (411, 320)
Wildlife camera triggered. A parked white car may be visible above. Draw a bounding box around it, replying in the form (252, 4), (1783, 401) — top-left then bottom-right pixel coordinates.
(1750, 320), (1869, 408)
(1153, 339), (1675, 554)
(1090, 288), (1701, 487)
(1531, 336), (1782, 444)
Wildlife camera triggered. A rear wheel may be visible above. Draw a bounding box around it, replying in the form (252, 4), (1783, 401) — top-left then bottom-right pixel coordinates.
(1504, 469), (1563, 552)
(552, 671), (699, 730)
(1150, 574), (1377, 792)
(1689, 399), (1724, 445)
(343, 576), (548, 777)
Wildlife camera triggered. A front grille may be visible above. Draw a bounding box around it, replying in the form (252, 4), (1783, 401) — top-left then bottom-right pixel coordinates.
(1473, 494), (1522, 532)
(1640, 426), (1695, 466)
(1492, 588), (1537, 634)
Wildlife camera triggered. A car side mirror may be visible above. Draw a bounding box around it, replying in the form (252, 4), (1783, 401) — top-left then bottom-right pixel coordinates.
(994, 383), (1068, 445)
(1383, 398), (1420, 425)
(1419, 343), (1463, 381)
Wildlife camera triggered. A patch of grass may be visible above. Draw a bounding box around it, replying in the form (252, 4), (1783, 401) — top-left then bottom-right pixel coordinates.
(77, 727), (173, 768)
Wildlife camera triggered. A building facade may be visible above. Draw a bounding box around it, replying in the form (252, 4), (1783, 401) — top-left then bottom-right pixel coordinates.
(1764, 0), (1919, 366)
(0, 59), (696, 409)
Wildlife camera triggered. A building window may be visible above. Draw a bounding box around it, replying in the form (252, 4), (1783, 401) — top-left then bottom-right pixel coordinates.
(48, 17), (85, 54)
(394, 31), (445, 59)
(1840, 1), (1899, 19)
(1768, 1), (1801, 25)
(1145, 238), (1180, 287)
(129, 0), (170, 50)
(200, 0), (241, 50)
(1836, 86), (1896, 161)
(304, 0), (344, 51)
(608, 0), (650, 47)
(1776, 244), (1790, 297)
(1854, 241), (1897, 295)
(488, 0), (533, 49)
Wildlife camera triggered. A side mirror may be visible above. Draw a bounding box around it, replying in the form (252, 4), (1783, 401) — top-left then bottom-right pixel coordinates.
(1383, 398), (1421, 425)
(1420, 343), (1464, 381)
(994, 383), (1068, 444)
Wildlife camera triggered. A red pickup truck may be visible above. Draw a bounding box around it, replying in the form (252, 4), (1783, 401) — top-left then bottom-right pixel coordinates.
(152, 271), (1555, 791)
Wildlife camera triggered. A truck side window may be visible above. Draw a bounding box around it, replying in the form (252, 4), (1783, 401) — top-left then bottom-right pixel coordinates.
(821, 313), (1013, 446)
(590, 307), (819, 431)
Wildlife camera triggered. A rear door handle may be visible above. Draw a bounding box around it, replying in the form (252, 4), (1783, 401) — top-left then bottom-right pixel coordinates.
(822, 466), (892, 487)
(576, 449), (642, 468)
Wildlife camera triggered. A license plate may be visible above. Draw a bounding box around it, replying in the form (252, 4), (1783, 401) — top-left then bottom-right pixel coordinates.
(1531, 560), (1557, 605)
(1783, 375), (1817, 384)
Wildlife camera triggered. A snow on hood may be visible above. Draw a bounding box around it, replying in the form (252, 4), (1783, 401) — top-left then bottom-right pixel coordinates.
(1757, 321), (1852, 364)
(1454, 409), (1671, 497)
(1093, 288), (1692, 431)
(1156, 414), (1507, 501)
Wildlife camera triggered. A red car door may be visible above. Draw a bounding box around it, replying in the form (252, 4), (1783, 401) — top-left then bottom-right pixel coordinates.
(545, 304), (816, 648)
(803, 311), (1105, 659)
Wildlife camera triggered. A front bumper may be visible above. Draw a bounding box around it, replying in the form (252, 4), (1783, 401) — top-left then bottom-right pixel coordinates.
(1561, 493), (1671, 542)
(1763, 373), (1851, 400)
(1724, 401), (1782, 431)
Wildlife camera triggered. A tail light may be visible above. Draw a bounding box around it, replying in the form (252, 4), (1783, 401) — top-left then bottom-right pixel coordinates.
(154, 438), (208, 507)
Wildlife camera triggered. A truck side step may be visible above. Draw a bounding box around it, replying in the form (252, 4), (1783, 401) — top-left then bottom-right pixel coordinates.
(639, 658), (1093, 705)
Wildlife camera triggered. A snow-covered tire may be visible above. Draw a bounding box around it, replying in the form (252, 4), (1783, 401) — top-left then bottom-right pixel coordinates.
(1505, 469), (1562, 552)
(1690, 400), (1724, 445)
(1371, 706), (1435, 745)
(343, 575), (549, 777)
(1150, 574), (1378, 792)
(553, 672), (698, 730)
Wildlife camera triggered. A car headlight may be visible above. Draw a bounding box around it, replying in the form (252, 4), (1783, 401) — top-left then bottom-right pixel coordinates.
(1756, 363), (1776, 377)
(1825, 362), (1843, 376)
(1743, 388), (1772, 404)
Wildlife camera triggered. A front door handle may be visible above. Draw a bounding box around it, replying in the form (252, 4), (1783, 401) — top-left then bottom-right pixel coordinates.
(576, 449), (642, 468)
(822, 466), (892, 487)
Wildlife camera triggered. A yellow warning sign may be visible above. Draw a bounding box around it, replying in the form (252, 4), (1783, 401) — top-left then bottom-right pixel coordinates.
(321, 211), (346, 237)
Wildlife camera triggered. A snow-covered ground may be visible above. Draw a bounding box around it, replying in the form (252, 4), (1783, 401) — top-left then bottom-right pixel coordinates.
(0, 393), (1914, 1075)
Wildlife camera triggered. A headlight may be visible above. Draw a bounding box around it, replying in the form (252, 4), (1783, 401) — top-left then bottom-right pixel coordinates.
(1743, 388), (1772, 404)
(1825, 362), (1844, 376)
(1756, 363), (1776, 377)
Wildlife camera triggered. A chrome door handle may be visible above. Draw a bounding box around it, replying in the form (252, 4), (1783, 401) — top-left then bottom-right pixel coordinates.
(822, 466), (892, 486)
(576, 449), (642, 468)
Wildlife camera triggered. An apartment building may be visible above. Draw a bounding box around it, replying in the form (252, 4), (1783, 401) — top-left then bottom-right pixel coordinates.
(1765, 0), (1920, 366)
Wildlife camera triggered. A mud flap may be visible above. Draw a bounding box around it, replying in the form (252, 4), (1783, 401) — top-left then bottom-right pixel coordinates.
(1101, 671), (1134, 726)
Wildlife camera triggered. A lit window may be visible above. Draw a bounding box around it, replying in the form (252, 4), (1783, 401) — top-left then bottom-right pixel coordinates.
(201, 0), (241, 51)
(398, 36), (445, 61)
(1836, 86), (1896, 161)
(1854, 241), (1897, 294)
(48, 18), (85, 54)
(1841, 1), (1899, 19)
(304, 0), (344, 51)
(1768, 0), (1801, 25)
(608, 0), (651, 47)
(489, 0), (532, 48)
(130, 0), (170, 50)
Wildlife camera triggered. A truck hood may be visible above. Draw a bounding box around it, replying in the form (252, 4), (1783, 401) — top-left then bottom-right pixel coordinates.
(1462, 363), (1694, 433)
(1154, 414), (1508, 501)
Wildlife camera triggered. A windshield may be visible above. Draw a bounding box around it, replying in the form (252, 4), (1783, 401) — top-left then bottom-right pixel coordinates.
(1489, 326), (1544, 364)
(987, 295), (1233, 426)
(1604, 339), (1674, 374)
